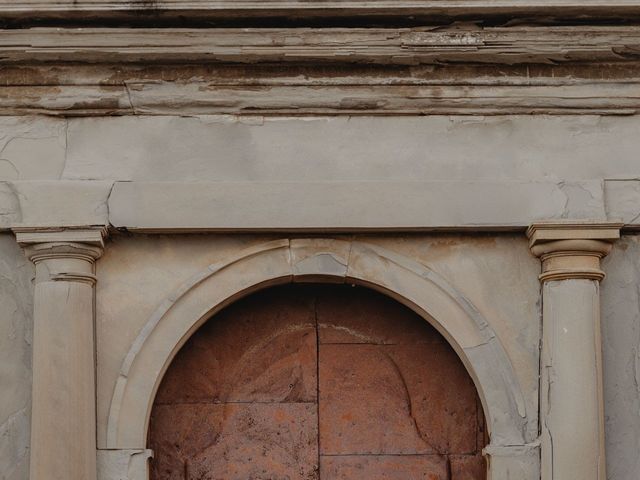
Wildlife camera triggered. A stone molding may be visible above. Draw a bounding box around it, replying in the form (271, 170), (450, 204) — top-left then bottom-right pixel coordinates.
(2, 0), (640, 19)
(3, 27), (640, 66)
(527, 222), (623, 282)
(3, 83), (639, 116)
(1, 26), (639, 116)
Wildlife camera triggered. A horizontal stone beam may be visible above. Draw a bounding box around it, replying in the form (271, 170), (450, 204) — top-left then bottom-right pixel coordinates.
(1, 26), (640, 65)
(1, 179), (637, 232)
(107, 180), (606, 232)
(0, 181), (111, 230)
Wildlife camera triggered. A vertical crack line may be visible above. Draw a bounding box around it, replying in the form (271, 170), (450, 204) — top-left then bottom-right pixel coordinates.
(538, 282), (545, 441)
(314, 293), (321, 479)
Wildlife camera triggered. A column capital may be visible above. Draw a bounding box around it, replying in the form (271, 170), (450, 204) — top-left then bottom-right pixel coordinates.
(13, 227), (107, 262)
(527, 221), (623, 282)
(13, 227), (108, 284)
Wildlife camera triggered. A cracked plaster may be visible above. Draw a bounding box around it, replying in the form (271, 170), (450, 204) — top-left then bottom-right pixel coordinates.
(0, 111), (639, 479)
(62, 116), (640, 183)
(601, 236), (640, 480)
(0, 234), (34, 480)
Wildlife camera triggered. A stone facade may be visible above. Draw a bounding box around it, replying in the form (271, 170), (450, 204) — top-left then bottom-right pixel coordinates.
(1, 2), (640, 480)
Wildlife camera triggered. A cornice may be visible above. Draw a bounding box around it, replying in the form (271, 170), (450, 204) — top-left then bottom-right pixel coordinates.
(2, 27), (639, 65)
(2, 1), (640, 20)
(1, 26), (638, 115)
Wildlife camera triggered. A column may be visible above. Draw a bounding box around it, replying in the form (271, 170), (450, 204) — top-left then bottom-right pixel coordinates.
(527, 222), (621, 480)
(15, 228), (106, 480)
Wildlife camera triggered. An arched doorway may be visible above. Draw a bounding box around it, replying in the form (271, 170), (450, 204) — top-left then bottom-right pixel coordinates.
(148, 284), (487, 479)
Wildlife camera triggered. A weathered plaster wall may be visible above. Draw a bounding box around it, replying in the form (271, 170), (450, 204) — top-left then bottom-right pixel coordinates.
(4, 114), (640, 231)
(1, 112), (640, 479)
(0, 233), (33, 480)
(3, 115), (640, 181)
(0, 115), (639, 183)
(602, 235), (640, 480)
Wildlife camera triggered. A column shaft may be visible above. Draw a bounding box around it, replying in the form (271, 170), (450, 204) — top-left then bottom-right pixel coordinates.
(540, 279), (605, 480)
(30, 273), (97, 480)
(528, 222), (621, 480)
(15, 230), (105, 480)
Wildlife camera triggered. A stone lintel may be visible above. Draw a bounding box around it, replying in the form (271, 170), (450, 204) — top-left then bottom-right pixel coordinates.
(527, 221), (623, 282)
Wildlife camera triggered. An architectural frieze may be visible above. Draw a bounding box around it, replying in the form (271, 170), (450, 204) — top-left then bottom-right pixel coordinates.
(0, 25), (640, 115)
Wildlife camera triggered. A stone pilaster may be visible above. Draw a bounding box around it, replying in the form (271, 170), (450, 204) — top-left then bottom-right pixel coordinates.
(528, 221), (622, 480)
(14, 228), (106, 480)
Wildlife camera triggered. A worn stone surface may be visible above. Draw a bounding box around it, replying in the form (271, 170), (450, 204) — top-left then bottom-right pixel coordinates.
(604, 179), (640, 226)
(319, 343), (479, 455)
(5, 27), (640, 66)
(108, 179), (601, 231)
(319, 344), (436, 455)
(364, 234), (541, 444)
(601, 236), (640, 480)
(149, 284), (486, 479)
(0, 116), (639, 230)
(0, 117), (66, 181)
(64, 116), (640, 183)
(154, 287), (317, 404)
(316, 285), (442, 345)
(0, 180), (111, 229)
(320, 455), (449, 479)
(97, 449), (152, 480)
(150, 403), (319, 480)
(1, 0), (636, 20)
(0, 233), (33, 480)
(450, 455), (487, 480)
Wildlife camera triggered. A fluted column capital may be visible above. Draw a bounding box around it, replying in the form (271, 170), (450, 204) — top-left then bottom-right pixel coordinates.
(527, 221), (623, 282)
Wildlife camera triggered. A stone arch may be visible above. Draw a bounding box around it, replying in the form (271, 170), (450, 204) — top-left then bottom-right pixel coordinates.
(104, 238), (536, 478)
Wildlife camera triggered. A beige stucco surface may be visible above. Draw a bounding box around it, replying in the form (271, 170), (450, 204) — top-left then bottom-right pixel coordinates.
(0, 115), (638, 183)
(602, 237), (640, 480)
(0, 233), (33, 480)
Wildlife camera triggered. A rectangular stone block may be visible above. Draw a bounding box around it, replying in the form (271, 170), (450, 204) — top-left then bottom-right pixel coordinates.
(155, 289), (317, 404)
(450, 454), (487, 479)
(107, 180), (588, 232)
(319, 342), (478, 455)
(316, 285), (442, 345)
(150, 403), (318, 480)
(320, 455), (448, 479)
